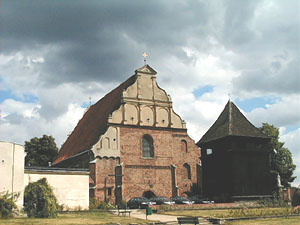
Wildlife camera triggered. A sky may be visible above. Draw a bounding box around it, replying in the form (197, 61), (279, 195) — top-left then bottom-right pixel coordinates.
(0, 0), (299, 186)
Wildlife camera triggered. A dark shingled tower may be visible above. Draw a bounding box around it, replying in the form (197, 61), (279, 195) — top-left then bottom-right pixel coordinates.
(197, 100), (274, 201)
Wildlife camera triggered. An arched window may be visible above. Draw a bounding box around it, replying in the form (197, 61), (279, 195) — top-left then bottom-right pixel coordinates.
(181, 140), (187, 153)
(183, 163), (191, 179)
(142, 135), (154, 158)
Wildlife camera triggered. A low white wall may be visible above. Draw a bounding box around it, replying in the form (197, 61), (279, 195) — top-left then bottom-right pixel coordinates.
(24, 169), (89, 210)
(0, 142), (25, 208)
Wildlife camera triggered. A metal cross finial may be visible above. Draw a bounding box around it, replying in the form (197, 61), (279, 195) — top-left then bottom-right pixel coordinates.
(142, 52), (148, 65)
(89, 97), (92, 107)
(228, 93), (231, 100)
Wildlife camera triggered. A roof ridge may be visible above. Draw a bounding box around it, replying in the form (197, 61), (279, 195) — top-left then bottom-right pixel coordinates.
(228, 100), (232, 135)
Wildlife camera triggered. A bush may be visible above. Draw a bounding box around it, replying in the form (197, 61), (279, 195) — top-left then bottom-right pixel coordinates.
(97, 201), (114, 210)
(0, 192), (18, 218)
(292, 188), (300, 207)
(24, 178), (59, 218)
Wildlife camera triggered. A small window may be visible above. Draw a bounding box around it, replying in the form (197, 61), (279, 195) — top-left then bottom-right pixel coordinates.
(183, 163), (191, 179)
(107, 188), (112, 196)
(207, 149), (212, 155)
(142, 135), (154, 158)
(181, 140), (188, 153)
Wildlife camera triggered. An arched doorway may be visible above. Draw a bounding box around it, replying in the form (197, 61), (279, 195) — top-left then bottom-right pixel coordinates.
(142, 190), (156, 199)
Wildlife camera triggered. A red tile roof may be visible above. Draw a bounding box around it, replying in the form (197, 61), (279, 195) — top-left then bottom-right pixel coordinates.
(52, 74), (137, 165)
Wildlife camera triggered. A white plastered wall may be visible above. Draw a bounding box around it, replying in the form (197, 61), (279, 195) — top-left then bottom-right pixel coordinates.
(92, 126), (120, 157)
(0, 142), (24, 208)
(24, 171), (89, 210)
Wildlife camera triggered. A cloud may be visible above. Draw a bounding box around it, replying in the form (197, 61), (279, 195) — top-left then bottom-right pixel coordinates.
(245, 95), (300, 128)
(281, 128), (300, 187)
(0, 99), (84, 147)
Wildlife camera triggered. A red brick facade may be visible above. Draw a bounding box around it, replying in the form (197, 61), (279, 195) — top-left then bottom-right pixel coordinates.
(92, 126), (201, 203)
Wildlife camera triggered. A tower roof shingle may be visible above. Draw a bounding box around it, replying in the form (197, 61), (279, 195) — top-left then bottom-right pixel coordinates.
(197, 100), (269, 145)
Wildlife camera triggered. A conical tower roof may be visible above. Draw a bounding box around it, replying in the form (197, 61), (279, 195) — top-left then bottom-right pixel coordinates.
(197, 100), (269, 145)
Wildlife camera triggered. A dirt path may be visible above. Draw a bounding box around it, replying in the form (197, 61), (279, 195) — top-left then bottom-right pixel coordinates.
(112, 209), (212, 224)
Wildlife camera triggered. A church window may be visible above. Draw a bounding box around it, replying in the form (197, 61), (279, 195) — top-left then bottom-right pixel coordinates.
(142, 135), (154, 158)
(181, 140), (188, 153)
(184, 163), (191, 179)
(107, 187), (112, 196)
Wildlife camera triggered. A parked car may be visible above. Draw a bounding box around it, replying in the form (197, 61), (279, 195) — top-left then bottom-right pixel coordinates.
(150, 196), (175, 205)
(127, 197), (156, 209)
(171, 196), (194, 204)
(188, 195), (203, 204)
(200, 198), (214, 204)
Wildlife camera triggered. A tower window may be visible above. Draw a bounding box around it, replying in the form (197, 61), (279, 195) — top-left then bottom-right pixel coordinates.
(142, 135), (154, 158)
(207, 148), (212, 155)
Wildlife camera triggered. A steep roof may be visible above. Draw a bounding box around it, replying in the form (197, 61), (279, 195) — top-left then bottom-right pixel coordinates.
(52, 73), (137, 165)
(197, 100), (269, 145)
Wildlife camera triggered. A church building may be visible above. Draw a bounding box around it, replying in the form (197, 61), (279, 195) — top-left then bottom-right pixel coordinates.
(197, 100), (273, 201)
(52, 65), (201, 204)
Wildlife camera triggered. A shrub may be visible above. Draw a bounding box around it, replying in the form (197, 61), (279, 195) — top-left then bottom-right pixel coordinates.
(0, 192), (18, 218)
(89, 198), (100, 210)
(96, 201), (114, 210)
(24, 178), (59, 218)
(292, 188), (300, 207)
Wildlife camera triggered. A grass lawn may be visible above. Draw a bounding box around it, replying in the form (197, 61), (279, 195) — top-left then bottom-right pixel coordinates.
(161, 207), (299, 218)
(0, 211), (148, 225)
(225, 217), (300, 225)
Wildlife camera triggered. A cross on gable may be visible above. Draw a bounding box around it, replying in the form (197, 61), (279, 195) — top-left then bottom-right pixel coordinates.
(142, 52), (148, 64)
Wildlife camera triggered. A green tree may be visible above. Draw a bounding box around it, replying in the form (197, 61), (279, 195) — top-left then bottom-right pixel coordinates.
(0, 192), (18, 218)
(25, 135), (58, 167)
(259, 123), (296, 187)
(24, 178), (59, 218)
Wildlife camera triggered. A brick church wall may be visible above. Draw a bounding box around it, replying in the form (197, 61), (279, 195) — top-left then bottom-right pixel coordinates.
(93, 157), (120, 203)
(119, 126), (201, 201)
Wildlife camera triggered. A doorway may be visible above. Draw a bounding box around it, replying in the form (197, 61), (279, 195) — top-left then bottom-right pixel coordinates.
(143, 190), (156, 199)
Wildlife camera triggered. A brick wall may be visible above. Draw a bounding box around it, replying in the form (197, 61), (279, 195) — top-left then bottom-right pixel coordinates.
(119, 126), (201, 201)
(93, 157), (120, 203)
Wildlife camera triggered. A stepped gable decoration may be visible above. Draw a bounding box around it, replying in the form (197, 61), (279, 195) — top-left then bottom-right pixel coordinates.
(197, 100), (269, 145)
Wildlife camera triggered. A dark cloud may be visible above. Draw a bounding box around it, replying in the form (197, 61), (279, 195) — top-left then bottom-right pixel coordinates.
(1, 0), (298, 93)
(4, 113), (24, 124)
(1, 0), (211, 86)
(232, 59), (300, 95)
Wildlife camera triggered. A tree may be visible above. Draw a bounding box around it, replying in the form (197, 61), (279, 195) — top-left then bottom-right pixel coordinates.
(259, 123), (296, 187)
(25, 135), (58, 167)
(24, 178), (59, 218)
(0, 192), (18, 218)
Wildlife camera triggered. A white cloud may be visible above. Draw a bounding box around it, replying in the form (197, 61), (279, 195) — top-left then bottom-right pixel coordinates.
(245, 95), (300, 128)
(281, 128), (300, 187)
(0, 99), (85, 147)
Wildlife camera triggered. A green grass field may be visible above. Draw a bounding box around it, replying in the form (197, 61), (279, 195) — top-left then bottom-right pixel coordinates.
(1, 208), (299, 225)
(225, 217), (300, 225)
(0, 211), (147, 225)
(161, 207), (298, 218)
